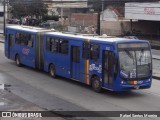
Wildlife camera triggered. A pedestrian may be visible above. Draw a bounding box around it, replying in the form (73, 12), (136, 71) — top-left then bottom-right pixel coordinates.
(79, 26), (83, 33)
(84, 27), (89, 34)
(91, 26), (95, 34)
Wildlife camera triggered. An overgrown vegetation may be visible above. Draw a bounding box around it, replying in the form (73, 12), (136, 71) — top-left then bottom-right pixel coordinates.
(9, 0), (48, 19)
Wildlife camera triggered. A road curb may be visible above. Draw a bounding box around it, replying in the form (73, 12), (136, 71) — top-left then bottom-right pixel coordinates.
(0, 40), (4, 43)
(153, 76), (160, 80)
(152, 58), (160, 60)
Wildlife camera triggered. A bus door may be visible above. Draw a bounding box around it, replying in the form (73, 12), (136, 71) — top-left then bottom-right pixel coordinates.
(71, 46), (80, 80)
(7, 32), (15, 59)
(102, 50), (115, 88)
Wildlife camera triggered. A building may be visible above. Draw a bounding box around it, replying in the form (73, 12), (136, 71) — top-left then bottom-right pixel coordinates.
(44, 0), (88, 17)
(71, 13), (97, 27)
(0, 3), (8, 22)
(125, 2), (160, 46)
(100, 6), (129, 36)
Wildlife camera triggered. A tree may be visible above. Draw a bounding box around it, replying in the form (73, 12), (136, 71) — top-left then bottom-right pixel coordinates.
(9, 0), (47, 18)
(28, 0), (48, 18)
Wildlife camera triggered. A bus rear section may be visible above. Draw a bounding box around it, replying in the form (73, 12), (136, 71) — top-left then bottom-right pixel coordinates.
(5, 28), (37, 68)
(5, 26), (48, 69)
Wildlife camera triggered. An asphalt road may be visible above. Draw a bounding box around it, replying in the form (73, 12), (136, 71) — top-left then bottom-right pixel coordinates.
(0, 43), (160, 120)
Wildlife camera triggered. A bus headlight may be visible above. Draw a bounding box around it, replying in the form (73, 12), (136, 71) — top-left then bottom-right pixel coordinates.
(121, 81), (124, 84)
(146, 79), (151, 82)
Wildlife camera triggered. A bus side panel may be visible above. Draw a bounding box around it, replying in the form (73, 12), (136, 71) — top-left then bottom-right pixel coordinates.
(89, 59), (102, 84)
(5, 28), (9, 58)
(43, 36), (70, 78)
(44, 52), (71, 78)
(14, 33), (36, 68)
(70, 41), (82, 81)
(80, 56), (90, 85)
(5, 29), (15, 60)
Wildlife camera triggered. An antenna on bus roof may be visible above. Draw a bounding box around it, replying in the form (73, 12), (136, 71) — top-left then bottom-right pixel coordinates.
(82, 34), (98, 37)
(50, 28), (56, 32)
(21, 25), (33, 29)
(102, 34), (107, 37)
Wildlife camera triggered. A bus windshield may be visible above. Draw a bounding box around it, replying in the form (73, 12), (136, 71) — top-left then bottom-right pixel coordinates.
(118, 43), (151, 79)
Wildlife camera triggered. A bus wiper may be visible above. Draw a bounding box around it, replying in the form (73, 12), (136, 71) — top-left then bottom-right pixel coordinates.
(124, 49), (135, 64)
(124, 49), (134, 59)
(139, 49), (144, 64)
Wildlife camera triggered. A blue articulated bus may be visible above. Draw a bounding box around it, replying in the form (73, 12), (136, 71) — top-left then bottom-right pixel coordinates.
(5, 25), (152, 92)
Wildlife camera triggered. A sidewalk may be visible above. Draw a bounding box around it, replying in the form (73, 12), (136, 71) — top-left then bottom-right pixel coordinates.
(0, 34), (4, 43)
(152, 49), (160, 60)
(0, 40), (4, 43)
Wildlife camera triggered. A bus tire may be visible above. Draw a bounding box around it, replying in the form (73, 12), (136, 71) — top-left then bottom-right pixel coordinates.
(15, 55), (21, 67)
(92, 76), (102, 93)
(49, 64), (56, 78)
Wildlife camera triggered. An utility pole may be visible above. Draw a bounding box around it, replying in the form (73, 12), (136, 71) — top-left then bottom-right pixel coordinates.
(60, 0), (64, 25)
(96, 1), (101, 35)
(3, 0), (6, 36)
(96, 0), (102, 35)
(102, 0), (104, 21)
(61, 0), (63, 19)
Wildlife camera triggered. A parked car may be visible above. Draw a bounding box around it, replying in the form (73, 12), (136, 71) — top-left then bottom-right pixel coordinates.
(39, 20), (57, 28)
(123, 36), (139, 39)
(7, 19), (20, 24)
(27, 18), (42, 26)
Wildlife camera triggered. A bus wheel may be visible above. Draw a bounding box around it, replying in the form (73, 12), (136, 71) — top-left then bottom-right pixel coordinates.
(49, 64), (56, 78)
(92, 76), (101, 92)
(15, 55), (21, 67)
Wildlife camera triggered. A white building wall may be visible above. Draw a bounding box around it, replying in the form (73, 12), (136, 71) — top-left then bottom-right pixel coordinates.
(49, 0), (87, 8)
(0, 4), (8, 22)
(101, 8), (118, 21)
(125, 2), (160, 21)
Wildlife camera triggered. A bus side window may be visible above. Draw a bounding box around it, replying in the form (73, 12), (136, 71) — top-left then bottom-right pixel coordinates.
(82, 42), (90, 59)
(9, 34), (14, 46)
(23, 33), (28, 46)
(90, 43), (99, 61)
(27, 35), (34, 47)
(46, 37), (51, 51)
(59, 39), (68, 54)
(51, 38), (55, 52)
(20, 33), (25, 45)
(16, 32), (21, 45)
(46, 37), (59, 52)
(53, 38), (59, 52)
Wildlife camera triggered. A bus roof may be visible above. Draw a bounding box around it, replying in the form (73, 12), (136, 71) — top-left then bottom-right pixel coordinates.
(6, 25), (52, 33)
(45, 32), (145, 44)
(6, 25), (147, 44)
